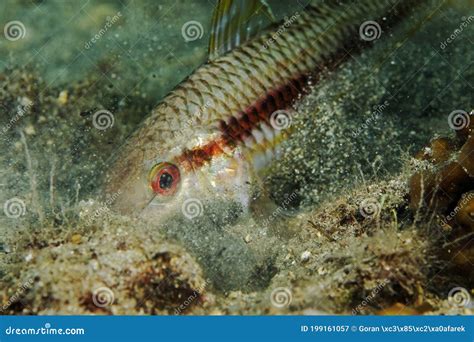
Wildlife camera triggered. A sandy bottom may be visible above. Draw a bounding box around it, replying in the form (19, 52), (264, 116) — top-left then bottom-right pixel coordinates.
(0, 0), (473, 315)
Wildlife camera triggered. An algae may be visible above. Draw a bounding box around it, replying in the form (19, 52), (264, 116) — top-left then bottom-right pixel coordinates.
(0, 0), (473, 315)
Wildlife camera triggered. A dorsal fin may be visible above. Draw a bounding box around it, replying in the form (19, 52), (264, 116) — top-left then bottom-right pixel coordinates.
(208, 0), (275, 61)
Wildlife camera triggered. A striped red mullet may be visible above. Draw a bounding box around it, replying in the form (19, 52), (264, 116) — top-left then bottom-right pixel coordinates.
(104, 0), (420, 216)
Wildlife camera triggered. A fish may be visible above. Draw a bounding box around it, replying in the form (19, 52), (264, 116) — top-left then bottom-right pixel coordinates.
(103, 0), (424, 221)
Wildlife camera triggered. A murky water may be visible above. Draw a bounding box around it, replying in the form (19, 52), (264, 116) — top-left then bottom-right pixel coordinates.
(0, 0), (472, 314)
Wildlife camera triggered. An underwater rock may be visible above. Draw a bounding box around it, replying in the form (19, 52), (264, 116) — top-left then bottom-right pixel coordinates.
(454, 192), (474, 231)
(377, 303), (421, 315)
(0, 213), (208, 315)
(448, 191), (474, 276)
(128, 250), (208, 315)
(459, 136), (474, 177)
(409, 110), (474, 281)
(410, 111), (474, 213)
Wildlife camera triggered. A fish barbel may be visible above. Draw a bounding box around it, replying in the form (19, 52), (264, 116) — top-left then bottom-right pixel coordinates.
(103, 0), (419, 220)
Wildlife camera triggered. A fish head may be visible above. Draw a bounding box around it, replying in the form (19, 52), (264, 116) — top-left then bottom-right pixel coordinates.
(103, 107), (251, 222)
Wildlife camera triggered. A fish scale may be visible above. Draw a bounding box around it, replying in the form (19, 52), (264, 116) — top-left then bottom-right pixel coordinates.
(105, 0), (421, 215)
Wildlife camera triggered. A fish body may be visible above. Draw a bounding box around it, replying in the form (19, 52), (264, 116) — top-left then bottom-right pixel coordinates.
(104, 0), (415, 219)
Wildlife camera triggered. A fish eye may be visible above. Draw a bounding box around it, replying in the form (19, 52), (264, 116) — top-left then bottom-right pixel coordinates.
(148, 162), (180, 195)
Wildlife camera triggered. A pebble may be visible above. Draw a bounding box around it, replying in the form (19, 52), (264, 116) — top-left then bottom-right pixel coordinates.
(71, 234), (82, 244)
(57, 90), (68, 105)
(0, 243), (10, 253)
(24, 251), (33, 262)
(24, 124), (36, 135)
(301, 250), (311, 262)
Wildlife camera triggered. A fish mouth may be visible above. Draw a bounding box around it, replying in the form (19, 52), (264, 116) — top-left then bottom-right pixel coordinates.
(107, 174), (186, 222)
(138, 198), (177, 222)
(107, 174), (155, 216)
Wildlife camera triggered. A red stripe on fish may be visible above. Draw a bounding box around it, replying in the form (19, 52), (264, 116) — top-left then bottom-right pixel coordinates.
(177, 138), (227, 171)
(177, 73), (309, 171)
(220, 73), (309, 146)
